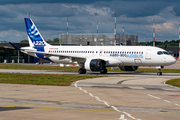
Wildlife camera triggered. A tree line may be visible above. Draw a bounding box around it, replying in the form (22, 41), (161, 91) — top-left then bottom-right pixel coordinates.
(138, 40), (179, 47)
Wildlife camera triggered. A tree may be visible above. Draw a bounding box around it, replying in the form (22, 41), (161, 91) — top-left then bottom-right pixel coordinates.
(46, 38), (60, 44)
(46, 39), (53, 44)
(53, 38), (59, 44)
(20, 40), (28, 43)
(138, 40), (179, 46)
(0, 41), (8, 43)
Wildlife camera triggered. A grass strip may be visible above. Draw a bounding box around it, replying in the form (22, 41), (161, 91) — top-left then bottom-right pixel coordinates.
(0, 73), (102, 86)
(0, 64), (80, 71)
(166, 79), (180, 87)
(0, 64), (180, 73)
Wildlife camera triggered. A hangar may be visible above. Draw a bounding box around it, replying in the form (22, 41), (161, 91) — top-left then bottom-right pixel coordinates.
(0, 43), (36, 63)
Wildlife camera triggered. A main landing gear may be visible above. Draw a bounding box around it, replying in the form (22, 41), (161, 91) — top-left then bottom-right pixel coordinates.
(100, 68), (107, 74)
(78, 68), (107, 74)
(156, 66), (163, 76)
(78, 68), (86, 74)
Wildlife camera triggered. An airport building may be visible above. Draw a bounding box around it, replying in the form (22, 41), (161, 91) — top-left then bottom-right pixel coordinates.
(0, 43), (36, 63)
(60, 34), (138, 46)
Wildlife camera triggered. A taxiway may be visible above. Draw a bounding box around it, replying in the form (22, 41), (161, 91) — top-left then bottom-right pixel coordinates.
(0, 63), (180, 120)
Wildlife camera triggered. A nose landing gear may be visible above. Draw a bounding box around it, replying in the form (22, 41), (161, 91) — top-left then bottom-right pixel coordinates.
(157, 69), (162, 76)
(156, 66), (163, 76)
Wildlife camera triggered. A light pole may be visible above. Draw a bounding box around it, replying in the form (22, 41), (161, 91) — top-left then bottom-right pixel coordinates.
(153, 18), (155, 46)
(113, 11), (117, 46)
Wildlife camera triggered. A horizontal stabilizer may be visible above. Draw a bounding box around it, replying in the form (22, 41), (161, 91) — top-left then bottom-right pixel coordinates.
(9, 42), (21, 50)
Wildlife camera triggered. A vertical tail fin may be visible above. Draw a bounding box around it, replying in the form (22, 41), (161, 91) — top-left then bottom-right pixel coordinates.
(24, 18), (51, 49)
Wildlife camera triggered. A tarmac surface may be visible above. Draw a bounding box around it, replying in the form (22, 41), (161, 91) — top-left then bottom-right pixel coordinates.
(0, 62), (180, 120)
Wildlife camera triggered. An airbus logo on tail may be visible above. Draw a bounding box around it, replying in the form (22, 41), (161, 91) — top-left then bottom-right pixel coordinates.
(25, 18), (46, 46)
(33, 40), (46, 46)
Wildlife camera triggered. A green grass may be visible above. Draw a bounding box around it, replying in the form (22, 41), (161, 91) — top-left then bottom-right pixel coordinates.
(1, 64), (180, 73)
(0, 64), (179, 87)
(0, 64), (80, 71)
(166, 79), (180, 87)
(0, 73), (102, 86)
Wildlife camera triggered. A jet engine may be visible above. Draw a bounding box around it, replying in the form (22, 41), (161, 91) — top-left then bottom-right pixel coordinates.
(84, 59), (107, 73)
(119, 66), (139, 71)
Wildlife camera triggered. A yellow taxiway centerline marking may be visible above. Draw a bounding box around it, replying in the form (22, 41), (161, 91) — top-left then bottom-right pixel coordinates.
(23, 104), (34, 106)
(61, 101), (71, 103)
(43, 103), (53, 105)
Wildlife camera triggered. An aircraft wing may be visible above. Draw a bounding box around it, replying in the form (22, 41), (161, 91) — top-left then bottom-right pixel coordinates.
(25, 50), (123, 66)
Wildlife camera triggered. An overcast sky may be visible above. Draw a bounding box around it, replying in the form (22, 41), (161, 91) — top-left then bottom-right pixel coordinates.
(1, 0), (180, 43)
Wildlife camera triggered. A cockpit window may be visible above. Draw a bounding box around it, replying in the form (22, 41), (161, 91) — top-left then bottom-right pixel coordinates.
(163, 51), (170, 55)
(157, 51), (170, 55)
(157, 51), (163, 55)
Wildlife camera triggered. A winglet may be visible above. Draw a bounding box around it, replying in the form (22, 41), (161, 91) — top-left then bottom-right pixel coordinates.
(9, 42), (21, 50)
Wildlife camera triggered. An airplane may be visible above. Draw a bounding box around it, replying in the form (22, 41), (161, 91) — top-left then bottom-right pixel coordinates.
(10, 18), (176, 75)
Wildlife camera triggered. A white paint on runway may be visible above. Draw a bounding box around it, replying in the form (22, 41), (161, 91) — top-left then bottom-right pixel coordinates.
(147, 94), (180, 108)
(74, 81), (141, 120)
(147, 94), (161, 100)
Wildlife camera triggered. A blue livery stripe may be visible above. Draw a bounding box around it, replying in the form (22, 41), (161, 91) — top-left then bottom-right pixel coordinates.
(24, 18), (46, 49)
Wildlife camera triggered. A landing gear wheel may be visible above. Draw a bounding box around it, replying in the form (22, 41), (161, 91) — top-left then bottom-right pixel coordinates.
(100, 69), (107, 74)
(78, 68), (86, 74)
(157, 72), (162, 76)
(157, 68), (162, 76)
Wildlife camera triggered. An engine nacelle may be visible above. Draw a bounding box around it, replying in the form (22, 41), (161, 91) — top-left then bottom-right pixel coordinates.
(119, 66), (139, 71)
(85, 59), (106, 71)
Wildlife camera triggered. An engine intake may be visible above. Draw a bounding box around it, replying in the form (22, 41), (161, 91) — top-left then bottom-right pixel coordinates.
(119, 66), (139, 71)
(85, 59), (106, 71)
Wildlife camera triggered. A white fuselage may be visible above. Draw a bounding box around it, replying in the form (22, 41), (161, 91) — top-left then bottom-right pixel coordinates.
(39, 45), (176, 67)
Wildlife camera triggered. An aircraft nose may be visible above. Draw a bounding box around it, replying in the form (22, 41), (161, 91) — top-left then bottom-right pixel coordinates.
(167, 56), (176, 65)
